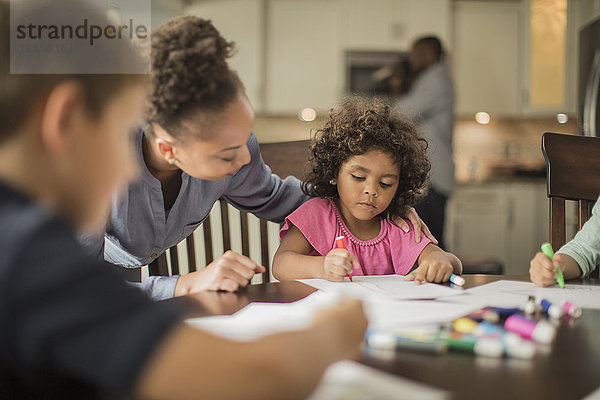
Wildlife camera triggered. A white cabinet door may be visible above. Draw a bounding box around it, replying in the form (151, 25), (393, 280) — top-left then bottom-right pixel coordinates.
(453, 1), (524, 116)
(446, 182), (549, 275)
(343, 0), (409, 51)
(264, 0), (342, 114)
(446, 184), (511, 269)
(185, 0), (265, 112)
(342, 0), (451, 51)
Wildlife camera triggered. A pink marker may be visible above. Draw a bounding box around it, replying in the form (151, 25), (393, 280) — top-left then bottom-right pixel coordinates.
(335, 235), (353, 281)
(562, 301), (582, 318)
(504, 314), (556, 344)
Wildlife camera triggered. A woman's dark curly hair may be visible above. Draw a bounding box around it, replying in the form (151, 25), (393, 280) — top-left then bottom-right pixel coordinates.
(146, 16), (243, 139)
(303, 96), (430, 220)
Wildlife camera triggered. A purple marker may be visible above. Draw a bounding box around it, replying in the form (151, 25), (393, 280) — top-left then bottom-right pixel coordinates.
(504, 314), (556, 344)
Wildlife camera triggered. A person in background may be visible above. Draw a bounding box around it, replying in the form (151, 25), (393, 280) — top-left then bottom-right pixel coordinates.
(92, 16), (436, 300)
(393, 36), (455, 249)
(530, 196), (600, 286)
(0, 1), (367, 398)
(272, 96), (462, 284)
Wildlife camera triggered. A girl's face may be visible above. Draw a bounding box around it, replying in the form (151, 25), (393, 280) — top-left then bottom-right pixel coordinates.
(334, 150), (400, 223)
(170, 93), (254, 181)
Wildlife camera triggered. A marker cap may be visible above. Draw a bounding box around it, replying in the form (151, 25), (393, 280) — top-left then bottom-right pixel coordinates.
(335, 236), (347, 249)
(473, 338), (504, 358)
(450, 274), (465, 286)
(562, 301), (583, 318)
(532, 320), (556, 344)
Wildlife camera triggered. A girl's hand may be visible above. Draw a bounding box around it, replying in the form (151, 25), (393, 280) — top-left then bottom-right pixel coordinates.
(404, 252), (453, 284)
(322, 248), (360, 281)
(392, 207), (438, 244)
(530, 252), (564, 287)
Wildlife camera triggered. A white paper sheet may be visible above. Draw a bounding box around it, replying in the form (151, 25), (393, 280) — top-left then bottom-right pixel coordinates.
(307, 361), (449, 400)
(463, 280), (600, 310)
(186, 290), (479, 339)
(186, 290), (341, 341)
(298, 275), (463, 301)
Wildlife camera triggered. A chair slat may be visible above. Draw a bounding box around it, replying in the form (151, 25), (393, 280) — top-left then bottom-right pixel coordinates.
(241, 211), (250, 257)
(260, 219), (270, 283)
(169, 247), (179, 275)
(579, 200), (592, 230)
(220, 198), (231, 252)
(549, 197), (566, 250)
(186, 235), (197, 273)
(203, 216), (213, 265)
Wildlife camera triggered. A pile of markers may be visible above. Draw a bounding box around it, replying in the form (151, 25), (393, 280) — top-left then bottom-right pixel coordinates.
(366, 297), (582, 360)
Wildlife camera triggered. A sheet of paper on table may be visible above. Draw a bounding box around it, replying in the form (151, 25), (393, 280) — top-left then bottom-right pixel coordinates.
(186, 291), (451, 399)
(186, 290), (480, 338)
(298, 275), (464, 301)
(452, 280), (600, 310)
(307, 360), (450, 400)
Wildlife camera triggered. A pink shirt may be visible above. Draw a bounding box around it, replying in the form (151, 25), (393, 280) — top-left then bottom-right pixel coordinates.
(280, 197), (431, 276)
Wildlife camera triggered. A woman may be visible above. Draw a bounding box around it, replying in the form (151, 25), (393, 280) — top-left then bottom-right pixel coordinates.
(96, 16), (435, 300)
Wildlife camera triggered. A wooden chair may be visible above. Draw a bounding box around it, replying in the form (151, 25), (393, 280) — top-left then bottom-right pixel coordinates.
(149, 198), (273, 283)
(149, 140), (310, 282)
(542, 132), (600, 277)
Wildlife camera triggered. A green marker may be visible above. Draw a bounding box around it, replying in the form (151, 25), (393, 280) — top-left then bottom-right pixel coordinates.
(541, 242), (564, 288)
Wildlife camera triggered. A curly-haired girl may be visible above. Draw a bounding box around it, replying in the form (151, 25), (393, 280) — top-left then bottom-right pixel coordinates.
(273, 96), (462, 283)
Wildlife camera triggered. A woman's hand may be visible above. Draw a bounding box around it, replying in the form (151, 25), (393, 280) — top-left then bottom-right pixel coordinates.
(174, 250), (266, 296)
(392, 207), (438, 244)
(322, 248), (360, 281)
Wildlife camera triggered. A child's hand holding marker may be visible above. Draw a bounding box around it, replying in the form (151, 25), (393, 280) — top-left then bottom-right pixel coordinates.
(321, 236), (360, 281)
(529, 242), (565, 287)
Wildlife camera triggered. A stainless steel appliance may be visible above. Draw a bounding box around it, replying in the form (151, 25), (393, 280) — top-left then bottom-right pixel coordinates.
(345, 50), (407, 96)
(579, 17), (600, 137)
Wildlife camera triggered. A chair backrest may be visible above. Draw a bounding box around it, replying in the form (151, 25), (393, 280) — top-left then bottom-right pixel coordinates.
(542, 132), (600, 276)
(149, 139), (310, 283)
(149, 198), (272, 283)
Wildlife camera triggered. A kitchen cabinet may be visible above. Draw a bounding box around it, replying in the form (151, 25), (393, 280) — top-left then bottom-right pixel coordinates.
(453, 1), (524, 117)
(264, 0), (342, 114)
(342, 0), (452, 51)
(445, 182), (549, 275)
(185, 0), (265, 111)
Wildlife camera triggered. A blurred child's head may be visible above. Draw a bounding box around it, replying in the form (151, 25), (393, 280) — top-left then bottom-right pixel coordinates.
(0, 0), (146, 232)
(303, 96), (430, 221)
(145, 16), (253, 181)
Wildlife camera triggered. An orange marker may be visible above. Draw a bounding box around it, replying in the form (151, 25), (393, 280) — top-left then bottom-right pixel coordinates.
(335, 235), (353, 281)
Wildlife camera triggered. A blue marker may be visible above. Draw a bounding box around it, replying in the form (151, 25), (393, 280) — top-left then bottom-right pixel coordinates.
(538, 298), (564, 319)
(449, 274), (465, 286)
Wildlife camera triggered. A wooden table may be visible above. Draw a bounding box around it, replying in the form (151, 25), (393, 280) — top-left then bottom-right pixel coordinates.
(182, 275), (600, 400)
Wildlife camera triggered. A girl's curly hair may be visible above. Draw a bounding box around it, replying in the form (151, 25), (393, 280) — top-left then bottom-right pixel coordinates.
(146, 16), (242, 139)
(303, 96), (430, 220)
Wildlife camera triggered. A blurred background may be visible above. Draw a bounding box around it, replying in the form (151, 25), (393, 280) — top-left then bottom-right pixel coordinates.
(147, 0), (600, 276)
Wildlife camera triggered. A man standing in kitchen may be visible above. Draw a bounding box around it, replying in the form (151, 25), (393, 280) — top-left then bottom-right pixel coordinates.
(393, 36), (455, 249)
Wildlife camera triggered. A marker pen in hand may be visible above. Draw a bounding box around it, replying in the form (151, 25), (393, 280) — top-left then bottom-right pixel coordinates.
(335, 235), (353, 281)
(541, 242), (564, 288)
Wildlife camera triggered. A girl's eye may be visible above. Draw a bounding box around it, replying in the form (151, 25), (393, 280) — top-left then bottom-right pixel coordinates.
(380, 182), (393, 188)
(221, 157), (235, 162)
(351, 174), (365, 181)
